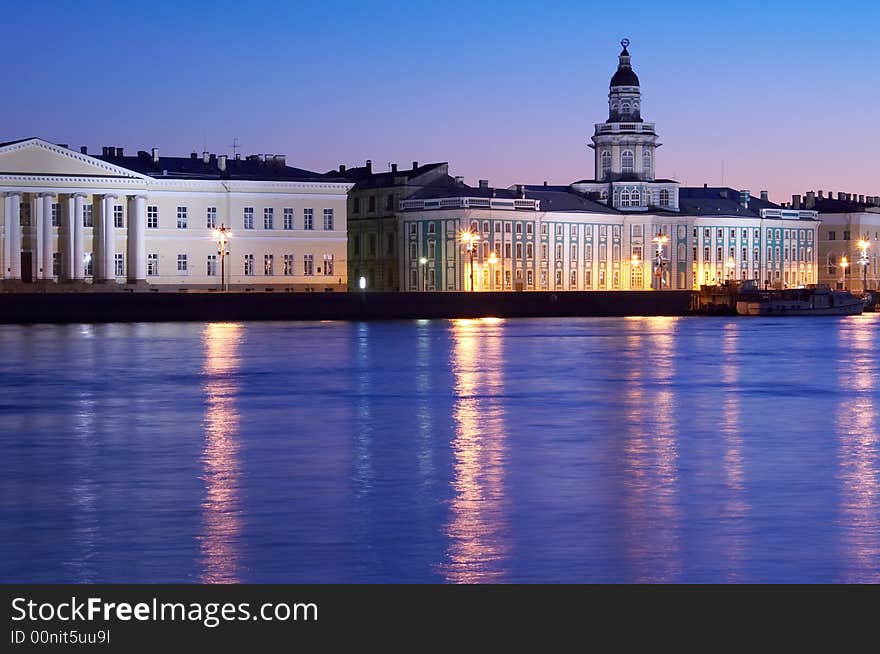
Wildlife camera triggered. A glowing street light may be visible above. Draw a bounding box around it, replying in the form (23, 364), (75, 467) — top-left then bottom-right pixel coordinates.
(840, 255), (849, 290)
(652, 233), (668, 290)
(487, 251), (498, 290)
(419, 256), (428, 292)
(459, 229), (478, 292)
(213, 224), (232, 292)
(857, 238), (870, 292)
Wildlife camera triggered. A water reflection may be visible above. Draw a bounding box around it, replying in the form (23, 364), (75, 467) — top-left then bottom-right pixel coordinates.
(442, 319), (509, 582)
(199, 322), (243, 583)
(836, 316), (880, 582)
(720, 321), (748, 580)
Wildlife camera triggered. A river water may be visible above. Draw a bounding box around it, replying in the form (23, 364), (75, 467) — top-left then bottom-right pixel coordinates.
(1, 315), (878, 583)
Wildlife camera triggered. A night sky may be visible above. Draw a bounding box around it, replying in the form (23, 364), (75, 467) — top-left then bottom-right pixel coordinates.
(3, 0), (878, 202)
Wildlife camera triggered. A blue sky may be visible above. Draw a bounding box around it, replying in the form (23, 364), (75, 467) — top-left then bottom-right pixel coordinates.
(2, 0), (878, 201)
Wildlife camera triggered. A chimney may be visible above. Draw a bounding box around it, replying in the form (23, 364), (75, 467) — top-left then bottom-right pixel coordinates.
(102, 146), (109, 156)
(479, 179), (489, 189)
(412, 161), (419, 170)
(543, 181), (548, 187)
(391, 163), (397, 173)
(838, 192), (845, 201)
(275, 154), (286, 166)
(365, 159), (372, 174)
(191, 152), (198, 159)
(218, 155), (227, 172)
(516, 184), (526, 198)
(454, 176), (464, 185)
(818, 190), (823, 198)
(859, 194), (865, 204)
(846, 193), (852, 201)
(202, 151), (210, 164)
(80, 146), (88, 154)
(739, 189), (750, 208)
(704, 183), (708, 188)
(792, 194), (801, 209)
(115, 147), (123, 157)
(805, 191), (816, 208)
(151, 147), (159, 164)
(338, 164), (346, 173)
(760, 190), (769, 202)
(235, 153), (241, 161)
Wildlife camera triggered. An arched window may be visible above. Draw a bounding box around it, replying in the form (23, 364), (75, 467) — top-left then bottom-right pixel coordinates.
(631, 189), (640, 206)
(621, 150), (634, 174)
(642, 149), (652, 177)
(601, 150), (611, 177)
(620, 189), (631, 207)
(659, 189), (670, 206)
(621, 101), (631, 118)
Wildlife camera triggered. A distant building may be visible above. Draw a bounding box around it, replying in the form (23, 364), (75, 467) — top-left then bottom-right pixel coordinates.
(0, 138), (351, 290)
(798, 191), (880, 292)
(336, 160), (454, 291)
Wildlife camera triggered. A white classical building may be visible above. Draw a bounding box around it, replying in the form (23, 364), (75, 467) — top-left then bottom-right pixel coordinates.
(0, 138), (351, 290)
(394, 41), (820, 292)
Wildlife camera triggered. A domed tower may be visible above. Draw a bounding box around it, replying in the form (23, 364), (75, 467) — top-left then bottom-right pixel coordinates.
(590, 39), (659, 184)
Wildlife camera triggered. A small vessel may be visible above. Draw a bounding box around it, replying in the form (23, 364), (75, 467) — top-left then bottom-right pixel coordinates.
(736, 284), (864, 316)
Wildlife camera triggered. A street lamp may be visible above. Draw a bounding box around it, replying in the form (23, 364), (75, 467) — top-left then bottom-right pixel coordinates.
(857, 238), (870, 292)
(726, 256), (736, 282)
(419, 256), (428, 292)
(459, 229), (478, 291)
(488, 251), (498, 291)
(213, 224), (231, 292)
(840, 255), (849, 290)
(652, 233), (668, 290)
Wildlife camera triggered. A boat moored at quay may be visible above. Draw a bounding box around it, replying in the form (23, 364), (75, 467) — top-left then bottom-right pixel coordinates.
(694, 281), (866, 316)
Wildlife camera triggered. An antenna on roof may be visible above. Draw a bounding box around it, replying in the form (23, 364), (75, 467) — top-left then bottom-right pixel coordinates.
(228, 137), (241, 158)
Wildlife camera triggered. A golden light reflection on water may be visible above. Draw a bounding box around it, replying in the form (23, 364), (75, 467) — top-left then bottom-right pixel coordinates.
(836, 315), (880, 582)
(199, 322), (243, 583)
(620, 317), (681, 581)
(720, 321), (748, 580)
(441, 319), (509, 582)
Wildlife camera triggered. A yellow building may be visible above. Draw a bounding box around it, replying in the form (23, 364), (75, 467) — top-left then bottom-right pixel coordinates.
(0, 138), (351, 291)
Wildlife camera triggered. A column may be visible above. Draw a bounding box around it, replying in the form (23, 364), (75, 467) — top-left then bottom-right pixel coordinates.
(8, 193), (21, 279)
(42, 193), (55, 280)
(101, 194), (117, 282)
(73, 194), (85, 280)
(63, 195), (75, 280)
(33, 195), (44, 281)
(127, 195), (146, 282)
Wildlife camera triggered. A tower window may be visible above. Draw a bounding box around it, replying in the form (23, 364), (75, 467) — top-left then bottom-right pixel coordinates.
(659, 189), (670, 206)
(642, 150), (652, 177)
(621, 150), (634, 174)
(621, 101), (631, 117)
(601, 150), (611, 177)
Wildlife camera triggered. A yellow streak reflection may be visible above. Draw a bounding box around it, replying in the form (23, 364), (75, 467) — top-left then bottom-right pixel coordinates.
(199, 322), (243, 583)
(442, 319), (509, 582)
(836, 314), (880, 582)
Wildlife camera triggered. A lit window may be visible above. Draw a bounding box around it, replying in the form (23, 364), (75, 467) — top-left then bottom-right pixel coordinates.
(303, 254), (314, 275)
(243, 253), (254, 275)
(264, 254), (274, 275)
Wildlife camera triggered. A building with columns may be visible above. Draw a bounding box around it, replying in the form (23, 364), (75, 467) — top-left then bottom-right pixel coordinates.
(0, 138), (351, 290)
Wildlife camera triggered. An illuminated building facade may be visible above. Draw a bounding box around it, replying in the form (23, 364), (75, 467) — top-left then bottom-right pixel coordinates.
(0, 138), (351, 291)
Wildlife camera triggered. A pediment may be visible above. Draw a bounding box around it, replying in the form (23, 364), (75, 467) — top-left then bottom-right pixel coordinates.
(0, 139), (146, 179)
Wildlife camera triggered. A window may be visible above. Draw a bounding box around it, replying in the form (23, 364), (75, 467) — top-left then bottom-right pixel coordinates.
(323, 208), (334, 230)
(642, 150), (652, 177)
(244, 207), (254, 229)
(754, 248), (759, 263)
(621, 150), (634, 174)
(114, 253), (124, 277)
(20, 203), (30, 226)
(283, 254), (295, 276)
(243, 254), (254, 275)
(631, 189), (640, 206)
(754, 229), (760, 240)
(730, 229), (736, 239)
(843, 230), (851, 241)
(146, 205), (157, 229)
(207, 255), (218, 276)
(264, 208), (274, 230)
(570, 269), (577, 288)
(601, 150), (611, 177)
(633, 225), (643, 238)
(83, 205), (94, 228)
(177, 254), (188, 274)
(387, 234), (395, 255)
(717, 229), (723, 239)
(176, 206), (187, 229)
(620, 101), (631, 118)
(515, 223), (522, 235)
(409, 242), (417, 260)
(585, 270), (592, 289)
(51, 203), (60, 227)
(206, 206), (217, 229)
(369, 234), (376, 255)
(114, 204), (124, 228)
(504, 243), (512, 258)
(526, 243), (534, 259)
(633, 245), (642, 260)
(385, 194), (394, 211)
(828, 231), (836, 241)
(303, 254), (314, 276)
(352, 197), (360, 214)
(323, 254), (334, 275)
(409, 223), (417, 236)
(147, 253), (158, 276)
(353, 235), (361, 256)
(555, 224), (563, 237)
(505, 222), (512, 234)
(541, 243), (548, 259)
(53, 252), (60, 277)
(541, 223), (548, 236)
(428, 241), (436, 258)
(83, 252), (93, 276)
(482, 221), (490, 234)
(555, 244), (563, 260)
(283, 208), (293, 230)
(571, 244), (577, 261)
(704, 247), (710, 262)
(428, 222), (436, 234)
(526, 223), (533, 235)
(621, 189), (631, 207)
(303, 208), (313, 230)
(516, 243), (523, 258)
(264, 254), (274, 275)
(527, 270), (533, 288)
(368, 196), (376, 212)
(717, 247), (723, 261)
